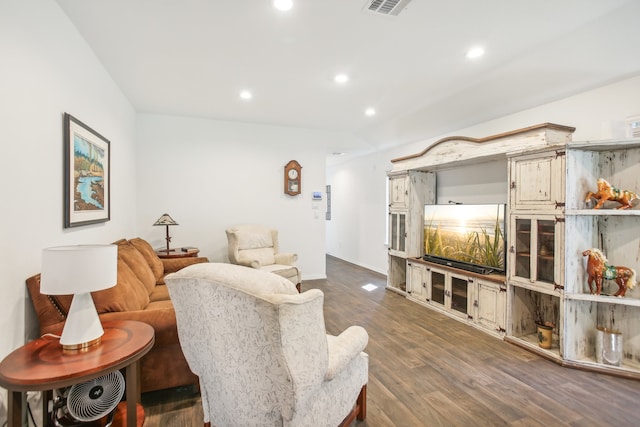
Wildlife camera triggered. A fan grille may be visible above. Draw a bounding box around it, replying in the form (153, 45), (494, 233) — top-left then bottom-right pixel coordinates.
(66, 370), (125, 422)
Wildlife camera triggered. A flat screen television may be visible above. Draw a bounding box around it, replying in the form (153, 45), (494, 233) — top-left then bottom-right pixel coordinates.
(423, 203), (506, 275)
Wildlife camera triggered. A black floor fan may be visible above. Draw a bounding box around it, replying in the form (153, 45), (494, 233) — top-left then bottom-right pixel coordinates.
(50, 370), (125, 427)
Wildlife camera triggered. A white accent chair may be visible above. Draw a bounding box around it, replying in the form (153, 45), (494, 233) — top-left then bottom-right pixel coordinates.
(165, 263), (368, 427)
(225, 224), (302, 291)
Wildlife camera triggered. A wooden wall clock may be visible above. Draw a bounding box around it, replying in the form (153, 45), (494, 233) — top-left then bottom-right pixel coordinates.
(284, 160), (302, 196)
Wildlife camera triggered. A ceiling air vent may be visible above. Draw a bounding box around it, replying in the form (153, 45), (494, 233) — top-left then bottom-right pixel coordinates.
(365, 0), (413, 16)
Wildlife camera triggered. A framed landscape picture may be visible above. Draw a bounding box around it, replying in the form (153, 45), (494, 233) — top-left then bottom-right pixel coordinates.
(64, 113), (110, 228)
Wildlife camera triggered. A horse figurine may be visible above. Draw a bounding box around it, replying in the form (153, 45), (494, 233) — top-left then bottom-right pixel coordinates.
(582, 248), (636, 297)
(585, 178), (638, 210)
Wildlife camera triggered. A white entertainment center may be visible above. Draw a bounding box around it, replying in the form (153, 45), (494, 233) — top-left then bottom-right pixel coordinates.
(387, 123), (640, 379)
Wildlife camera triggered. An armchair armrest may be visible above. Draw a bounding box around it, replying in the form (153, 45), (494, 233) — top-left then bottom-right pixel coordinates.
(325, 326), (368, 381)
(275, 252), (297, 265)
(162, 256), (208, 274)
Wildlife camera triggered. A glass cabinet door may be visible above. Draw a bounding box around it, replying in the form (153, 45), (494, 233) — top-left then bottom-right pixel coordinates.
(391, 213), (398, 250)
(536, 220), (555, 283)
(389, 212), (406, 253)
(431, 270), (446, 306)
(450, 275), (469, 315)
(398, 214), (406, 252)
(515, 219), (532, 279)
(511, 216), (558, 287)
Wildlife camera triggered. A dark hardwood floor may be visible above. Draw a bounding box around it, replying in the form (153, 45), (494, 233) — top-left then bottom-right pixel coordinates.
(142, 255), (640, 426)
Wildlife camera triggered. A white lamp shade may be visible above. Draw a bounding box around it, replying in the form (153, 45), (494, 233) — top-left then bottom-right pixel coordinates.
(41, 244), (117, 295)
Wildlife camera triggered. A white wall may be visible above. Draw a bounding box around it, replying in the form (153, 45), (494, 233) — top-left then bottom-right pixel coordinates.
(0, 0), (137, 414)
(325, 151), (389, 274)
(134, 114), (330, 279)
(327, 75), (640, 274)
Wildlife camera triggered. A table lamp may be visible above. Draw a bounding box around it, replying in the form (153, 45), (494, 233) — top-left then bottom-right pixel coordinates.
(153, 213), (179, 253)
(40, 244), (117, 350)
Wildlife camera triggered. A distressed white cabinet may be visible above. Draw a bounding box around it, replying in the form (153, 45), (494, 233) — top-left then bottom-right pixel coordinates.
(388, 211), (407, 256)
(406, 258), (506, 336)
(507, 286), (562, 355)
(509, 214), (564, 292)
(406, 260), (428, 301)
(509, 149), (565, 211)
(475, 278), (507, 335)
(507, 138), (640, 377)
(507, 146), (566, 361)
(388, 255), (407, 293)
(389, 173), (409, 209)
(418, 263), (473, 321)
(388, 124), (576, 342)
(562, 139), (640, 374)
(386, 171), (435, 292)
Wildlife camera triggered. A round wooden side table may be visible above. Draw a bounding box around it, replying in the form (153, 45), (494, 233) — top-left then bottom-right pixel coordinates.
(0, 320), (154, 427)
(155, 247), (199, 258)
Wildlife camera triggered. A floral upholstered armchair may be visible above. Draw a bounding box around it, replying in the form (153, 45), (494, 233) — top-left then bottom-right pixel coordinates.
(225, 224), (302, 291)
(165, 263), (368, 427)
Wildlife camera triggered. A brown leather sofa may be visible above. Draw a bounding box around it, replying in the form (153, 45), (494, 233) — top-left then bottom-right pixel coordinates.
(26, 237), (208, 393)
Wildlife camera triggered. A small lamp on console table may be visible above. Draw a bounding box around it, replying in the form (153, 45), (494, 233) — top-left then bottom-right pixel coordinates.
(153, 213), (179, 254)
(40, 244), (117, 351)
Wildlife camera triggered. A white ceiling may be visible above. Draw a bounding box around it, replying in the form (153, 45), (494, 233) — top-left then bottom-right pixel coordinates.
(56, 0), (640, 157)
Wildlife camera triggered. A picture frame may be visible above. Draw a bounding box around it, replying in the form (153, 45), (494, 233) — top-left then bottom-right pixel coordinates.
(64, 113), (110, 228)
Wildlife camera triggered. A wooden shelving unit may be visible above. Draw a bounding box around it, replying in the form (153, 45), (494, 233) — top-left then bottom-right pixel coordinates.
(388, 124), (640, 379)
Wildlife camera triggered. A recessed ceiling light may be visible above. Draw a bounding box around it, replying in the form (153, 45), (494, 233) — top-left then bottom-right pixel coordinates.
(334, 74), (349, 84)
(239, 90), (252, 100)
(466, 46), (485, 59)
(365, 108), (376, 116)
(273, 0), (293, 11)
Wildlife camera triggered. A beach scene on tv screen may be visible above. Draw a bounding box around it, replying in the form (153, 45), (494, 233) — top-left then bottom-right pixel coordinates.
(424, 204), (505, 270)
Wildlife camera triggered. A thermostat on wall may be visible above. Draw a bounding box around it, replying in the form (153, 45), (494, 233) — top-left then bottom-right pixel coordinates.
(312, 191), (323, 200)
(626, 115), (640, 138)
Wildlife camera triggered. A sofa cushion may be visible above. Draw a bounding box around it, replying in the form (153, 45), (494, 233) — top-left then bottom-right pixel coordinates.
(149, 284), (170, 302)
(96, 258), (150, 312)
(117, 240), (157, 295)
(129, 237), (165, 283)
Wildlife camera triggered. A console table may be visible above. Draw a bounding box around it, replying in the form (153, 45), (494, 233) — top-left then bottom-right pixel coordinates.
(0, 320), (154, 427)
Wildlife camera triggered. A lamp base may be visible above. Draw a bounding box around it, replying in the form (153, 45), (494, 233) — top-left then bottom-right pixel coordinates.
(59, 292), (105, 351)
(62, 336), (102, 352)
